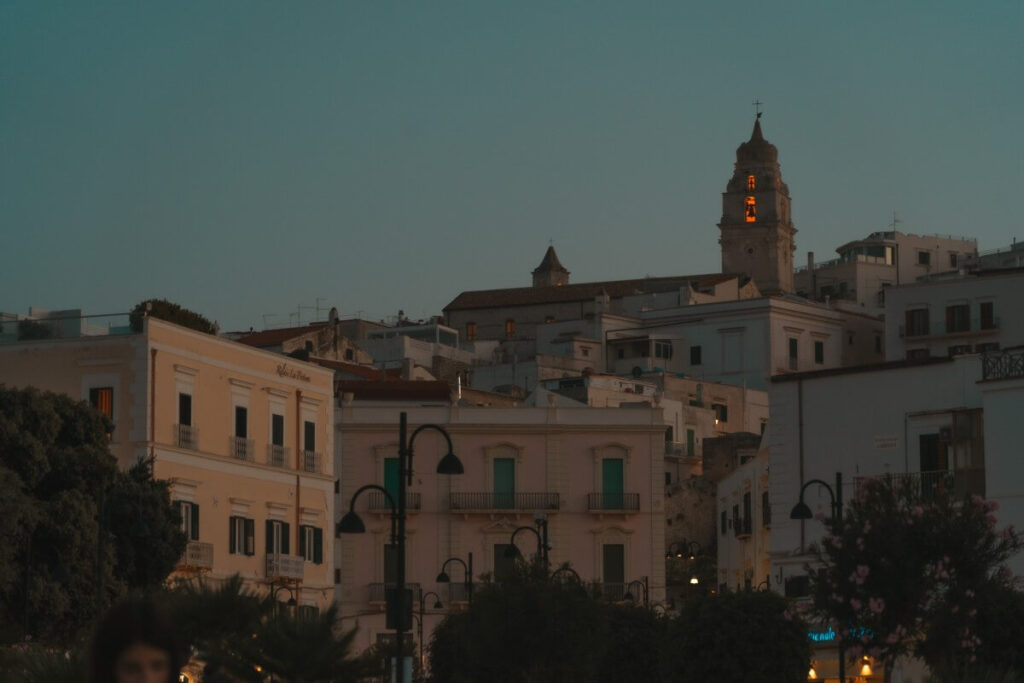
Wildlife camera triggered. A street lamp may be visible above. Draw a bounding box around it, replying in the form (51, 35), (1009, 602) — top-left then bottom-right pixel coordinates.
(622, 576), (649, 607)
(665, 540), (700, 560)
(337, 412), (464, 683)
(417, 590), (443, 683)
(504, 517), (550, 566)
(436, 553), (473, 604)
(790, 471), (844, 683)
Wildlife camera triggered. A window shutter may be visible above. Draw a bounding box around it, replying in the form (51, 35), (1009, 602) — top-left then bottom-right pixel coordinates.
(299, 525), (307, 558)
(190, 503), (200, 541)
(229, 516), (238, 554)
(244, 518), (254, 556)
(282, 523), (290, 555)
(266, 520), (274, 554)
(313, 528), (323, 564)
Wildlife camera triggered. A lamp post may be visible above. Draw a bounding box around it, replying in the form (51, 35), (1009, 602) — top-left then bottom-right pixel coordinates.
(623, 576), (649, 607)
(790, 471), (844, 683)
(665, 540), (700, 561)
(417, 590), (443, 683)
(436, 553), (473, 604)
(504, 517), (550, 566)
(337, 412), (463, 683)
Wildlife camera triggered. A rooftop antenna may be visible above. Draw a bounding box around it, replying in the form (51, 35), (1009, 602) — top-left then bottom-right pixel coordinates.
(889, 210), (901, 232)
(752, 98), (763, 119)
(315, 297), (327, 321)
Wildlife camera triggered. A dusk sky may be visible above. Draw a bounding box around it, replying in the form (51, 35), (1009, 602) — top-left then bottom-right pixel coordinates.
(2, 1), (1021, 332)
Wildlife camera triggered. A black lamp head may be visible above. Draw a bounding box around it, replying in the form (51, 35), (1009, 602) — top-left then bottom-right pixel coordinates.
(433, 599), (443, 609)
(286, 597), (297, 607)
(337, 510), (366, 534)
(790, 501), (813, 520)
(436, 451), (464, 475)
(436, 571), (450, 583)
(623, 590), (634, 602)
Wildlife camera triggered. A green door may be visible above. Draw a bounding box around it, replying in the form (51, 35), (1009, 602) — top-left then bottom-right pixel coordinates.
(384, 458), (400, 508)
(602, 458), (624, 509)
(494, 458), (515, 509)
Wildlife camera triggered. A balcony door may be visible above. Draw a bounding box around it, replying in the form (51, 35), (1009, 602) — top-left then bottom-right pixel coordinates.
(603, 543), (625, 599)
(602, 458), (624, 509)
(919, 433), (948, 500)
(493, 458), (515, 509)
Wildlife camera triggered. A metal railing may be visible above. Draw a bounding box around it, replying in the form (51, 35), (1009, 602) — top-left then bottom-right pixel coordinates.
(302, 450), (321, 474)
(446, 582), (472, 604)
(599, 582), (626, 601)
(854, 469), (986, 500)
(229, 436), (254, 461)
(266, 553), (304, 581)
(178, 541), (213, 569)
(449, 492), (560, 511)
(983, 349), (1024, 381)
(175, 424), (197, 450)
(901, 317), (1000, 338)
(368, 491), (421, 511)
(587, 493), (640, 511)
(267, 444), (289, 468)
(369, 582), (421, 604)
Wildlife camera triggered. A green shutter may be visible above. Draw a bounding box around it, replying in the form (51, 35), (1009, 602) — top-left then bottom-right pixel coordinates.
(229, 516), (237, 554)
(281, 523), (290, 555)
(266, 520), (274, 554)
(313, 528), (323, 565)
(602, 459), (624, 509)
(686, 429), (695, 457)
(244, 518), (255, 556)
(384, 458), (400, 501)
(299, 525), (307, 559)
(190, 502), (200, 541)
(493, 458), (515, 509)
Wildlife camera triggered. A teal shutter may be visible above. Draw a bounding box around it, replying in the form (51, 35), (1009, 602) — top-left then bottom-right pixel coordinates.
(299, 525), (307, 559)
(686, 429), (695, 457)
(244, 518), (255, 556)
(313, 528), (323, 564)
(190, 502), (200, 540)
(229, 516), (237, 553)
(602, 459), (624, 509)
(384, 458), (400, 502)
(281, 523), (290, 555)
(265, 520), (274, 554)
(493, 458), (515, 509)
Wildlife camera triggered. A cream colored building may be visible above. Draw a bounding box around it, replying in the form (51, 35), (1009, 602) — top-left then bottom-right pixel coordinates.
(0, 316), (336, 612)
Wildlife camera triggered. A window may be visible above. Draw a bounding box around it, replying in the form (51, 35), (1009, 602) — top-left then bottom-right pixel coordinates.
(689, 345), (702, 366)
(504, 319), (516, 339)
(732, 504), (740, 534)
(744, 196), (756, 222)
(945, 304), (970, 333)
(720, 510), (727, 535)
(304, 420), (316, 452)
(265, 520), (290, 555)
(950, 253), (959, 268)
(344, 348), (354, 360)
(272, 414), (285, 446)
(742, 492), (751, 534)
(89, 387), (114, 419)
(493, 458), (515, 509)
(229, 516), (255, 556)
(544, 316), (555, 324)
(917, 251), (931, 266)
(747, 174), (756, 191)
(788, 338), (798, 369)
(906, 348), (930, 361)
(905, 309), (930, 337)
(465, 322), (477, 342)
(581, 347), (590, 358)
(979, 302), (995, 330)
(601, 458), (624, 509)
(814, 340), (824, 364)
(617, 348), (625, 360)
(976, 342), (1000, 353)
(686, 429), (695, 457)
(664, 472), (671, 486)
(712, 403), (728, 424)
(234, 406), (247, 438)
(297, 605), (319, 622)
(948, 345), (972, 357)
(762, 491), (771, 527)
(299, 525), (324, 564)
(178, 393), (192, 426)
(875, 335), (882, 353)
(177, 501), (199, 541)
(603, 544), (625, 586)
(654, 340), (673, 359)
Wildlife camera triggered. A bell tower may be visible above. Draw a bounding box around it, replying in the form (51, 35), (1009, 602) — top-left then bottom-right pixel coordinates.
(718, 115), (796, 294)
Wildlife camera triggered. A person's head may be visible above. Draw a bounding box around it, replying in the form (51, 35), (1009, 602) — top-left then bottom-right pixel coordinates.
(89, 596), (184, 683)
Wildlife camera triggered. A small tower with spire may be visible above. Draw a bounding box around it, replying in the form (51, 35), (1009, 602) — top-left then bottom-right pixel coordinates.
(718, 115), (797, 294)
(532, 245), (570, 287)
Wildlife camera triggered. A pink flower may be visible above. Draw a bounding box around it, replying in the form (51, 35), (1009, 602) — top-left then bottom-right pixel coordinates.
(987, 500), (1000, 512)
(968, 608), (977, 617)
(999, 567), (1014, 580)
(911, 505), (924, 518)
(857, 565), (870, 578)
(831, 536), (843, 549)
(850, 598), (863, 611)
(863, 521), (871, 533)
(952, 604), (959, 613)
(783, 608), (793, 621)
(869, 597), (885, 614)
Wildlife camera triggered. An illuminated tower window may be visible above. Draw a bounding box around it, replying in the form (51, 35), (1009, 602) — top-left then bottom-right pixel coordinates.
(747, 174), (756, 191)
(745, 196), (756, 222)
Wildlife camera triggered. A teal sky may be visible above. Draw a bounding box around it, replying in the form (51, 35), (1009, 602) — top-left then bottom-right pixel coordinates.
(2, 1), (1021, 331)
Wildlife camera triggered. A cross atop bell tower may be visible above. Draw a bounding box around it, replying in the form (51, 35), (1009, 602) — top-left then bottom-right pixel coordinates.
(717, 115), (796, 294)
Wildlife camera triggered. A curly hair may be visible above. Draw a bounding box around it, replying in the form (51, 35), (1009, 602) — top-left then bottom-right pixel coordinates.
(88, 596), (184, 683)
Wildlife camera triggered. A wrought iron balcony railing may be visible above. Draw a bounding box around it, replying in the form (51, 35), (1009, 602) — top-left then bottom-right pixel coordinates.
(267, 444), (289, 468)
(449, 492), (560, 512)
(983, 349), (1024, 381)
(368, 491), (421, 511)
(174, 424), (197, 450)
(230, 436), (254, 461)
(266, 553), (304, 581)
(587, 493), (640, 512)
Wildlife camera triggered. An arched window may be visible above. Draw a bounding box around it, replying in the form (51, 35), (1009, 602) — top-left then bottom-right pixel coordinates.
(745, 196), (757, 222)
(505, 319), (516, 339)
(747, 174), (756, 191)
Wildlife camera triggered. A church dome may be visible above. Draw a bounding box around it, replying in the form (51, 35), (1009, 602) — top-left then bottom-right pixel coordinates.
(736, 117), (778, 163)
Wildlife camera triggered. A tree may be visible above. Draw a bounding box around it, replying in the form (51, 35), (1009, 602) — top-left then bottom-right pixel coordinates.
(0, 386), (186, 644)
(129, 299), (216, 334)
(807, 477), (1022, 683)
(663, 589), (811, 683)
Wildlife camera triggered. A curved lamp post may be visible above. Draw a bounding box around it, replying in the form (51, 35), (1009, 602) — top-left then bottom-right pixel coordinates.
(417, 590), (443, 682)
(337, 412), (464, 683)
(504, 517), (550, 566)
(665, 540), (701, 561)
(436, 553), (473, 604)
(790, 471), (844, 683)
(623, 576), (649, 607)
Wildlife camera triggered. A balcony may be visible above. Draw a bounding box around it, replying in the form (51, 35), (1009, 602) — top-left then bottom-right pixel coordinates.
(230, 436), (254, 462)
(175, 424), (197, 450)
(854, 468), (986, 500)
(734, 517), (752, 539)
(266, 553), (304, 581)
(267, 444), (290, 468)
(587, 493), (640, 512)
(178, 541), (213, 570)
(368, 582), (421, 604)
(900, 318), (1000, 339)
(302, 450), (322, 474)
(449, 492), (560, 512)
(983, 348), (1024, 381)
(368, 491), (421, 512)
